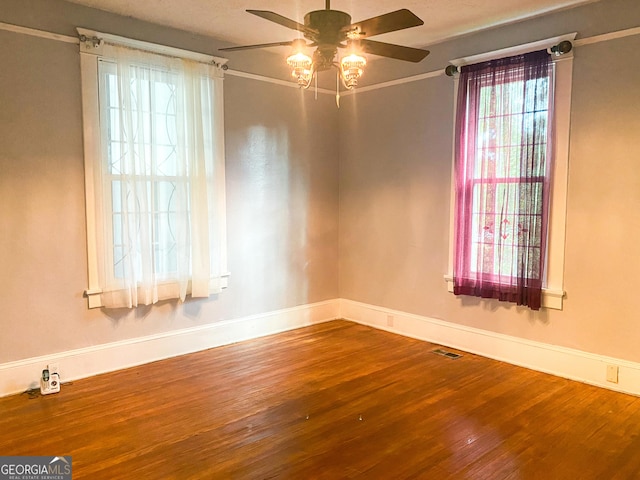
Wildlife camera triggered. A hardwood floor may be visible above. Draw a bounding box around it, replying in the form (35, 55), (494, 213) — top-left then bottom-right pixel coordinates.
(1, 320), (639, 479)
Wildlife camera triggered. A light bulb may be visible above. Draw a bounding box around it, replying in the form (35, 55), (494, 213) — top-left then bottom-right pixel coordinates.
(286, 41), (313, 87)
(340, 53), (366, 89)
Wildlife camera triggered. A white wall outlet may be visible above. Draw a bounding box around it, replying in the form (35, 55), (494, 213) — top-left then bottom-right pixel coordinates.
(606, 365), (619, 384)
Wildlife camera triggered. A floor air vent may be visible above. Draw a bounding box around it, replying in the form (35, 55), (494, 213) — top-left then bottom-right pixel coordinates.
(432, 348), (462, 359)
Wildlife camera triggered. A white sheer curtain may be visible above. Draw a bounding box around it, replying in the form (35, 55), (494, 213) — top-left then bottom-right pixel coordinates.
(92, 45), (227, 308)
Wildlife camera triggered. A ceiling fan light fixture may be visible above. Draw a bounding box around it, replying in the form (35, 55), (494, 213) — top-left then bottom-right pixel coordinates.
(340, 53), (366, 89)
(286, 41), (314, 87)
(222, 3), (430, 97)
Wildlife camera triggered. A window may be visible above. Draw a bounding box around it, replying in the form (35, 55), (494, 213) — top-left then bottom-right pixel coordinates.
(455, 50), (552, 310)
(78, 29), (228, 308)
(446, 35), (575, 310)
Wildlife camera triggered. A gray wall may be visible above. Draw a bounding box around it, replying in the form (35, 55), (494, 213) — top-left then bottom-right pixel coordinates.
(2, 0), (639, 368)
(339, 0), (640, 362)
(0, 0), (339, 363)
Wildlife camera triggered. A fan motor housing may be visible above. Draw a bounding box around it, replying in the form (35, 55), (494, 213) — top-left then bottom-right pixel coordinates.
(304, 9), (351, 45)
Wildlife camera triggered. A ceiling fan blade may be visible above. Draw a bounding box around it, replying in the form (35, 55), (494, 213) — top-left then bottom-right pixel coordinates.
(360, 39), (430, 62)
(247, 10), (316, 35)
(219, 40), (296, 52)
(346, 9), (424, 38)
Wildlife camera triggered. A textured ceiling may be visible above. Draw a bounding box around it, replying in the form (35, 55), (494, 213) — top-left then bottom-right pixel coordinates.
(65, 0), (595, 50)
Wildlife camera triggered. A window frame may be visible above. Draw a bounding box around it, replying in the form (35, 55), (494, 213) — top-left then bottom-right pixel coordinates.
(78, 28), (229, 308)
(445, 33), (576, 310)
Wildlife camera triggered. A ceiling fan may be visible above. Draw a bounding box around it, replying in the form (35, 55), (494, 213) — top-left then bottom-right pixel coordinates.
(220, 1), (430, 90)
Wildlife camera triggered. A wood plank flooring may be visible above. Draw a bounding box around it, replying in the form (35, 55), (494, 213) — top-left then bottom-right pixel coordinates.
(1, 320), (639, 479)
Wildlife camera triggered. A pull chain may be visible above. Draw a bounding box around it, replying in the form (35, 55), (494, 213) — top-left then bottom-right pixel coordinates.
(335, 69), (340, 108)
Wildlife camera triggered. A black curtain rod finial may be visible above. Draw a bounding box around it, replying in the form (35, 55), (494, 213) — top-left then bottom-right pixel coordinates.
(550, 40), (573, 56)
(444, 64), (459, 76)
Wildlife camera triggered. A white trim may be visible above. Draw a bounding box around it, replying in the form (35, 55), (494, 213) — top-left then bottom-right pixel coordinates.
(226, 68), (335, 95)
(442, 275), (565, 310)
(343, 26), (640, 94)
(78, 32), (229, 309)
(449, 32), (577, 67)
(83, 274), (231, 309)
(0, 21), (78, 44)
(574, 26), (640, 47)
(76, 27), (227, 66)
(545, 55), (573, 305)
(79, 52), (102, 308)
(446, 74), (460, 289)
(0, 300), (340, 398)
(444, 36), (573, 310)
(3, 21), (640, 93)
(4, 299), (639, 398)
(340, 299), (640, 397)
(341, 70), (442, 95)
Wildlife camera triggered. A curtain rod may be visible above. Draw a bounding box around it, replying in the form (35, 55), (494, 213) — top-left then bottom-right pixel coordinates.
(76, 27), (228, 68)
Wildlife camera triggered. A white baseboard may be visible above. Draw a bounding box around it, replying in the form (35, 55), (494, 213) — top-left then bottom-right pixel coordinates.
(0, 299), (339, 398)
(340, 299), (640, 397)
(4, 298), (638, 399)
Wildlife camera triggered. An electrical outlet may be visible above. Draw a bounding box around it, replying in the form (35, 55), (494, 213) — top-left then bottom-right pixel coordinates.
(386, 315), (394, 327)
(606, 365), (619, 384)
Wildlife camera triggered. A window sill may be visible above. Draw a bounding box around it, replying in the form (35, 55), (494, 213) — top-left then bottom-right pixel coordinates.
(443, 275), (565, 310)
(84, 274), (230, 309)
